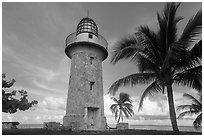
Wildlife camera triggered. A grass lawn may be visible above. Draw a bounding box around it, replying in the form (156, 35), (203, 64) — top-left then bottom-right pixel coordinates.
(2, 128), (202, 135)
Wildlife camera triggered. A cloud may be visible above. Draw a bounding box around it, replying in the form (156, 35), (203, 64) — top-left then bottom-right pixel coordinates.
(104, 94), (169, 120)
(2, 92), (196, 125)
(103, 94), (115, 116)
(104, 91), (199, 126)
(31, 65), (58, 81)
(38, 96), (66, 111)
(3, 43), (67, 97)
(2, 108), (65, 124)
(33, 115), (64, 124)
(130, 115), (169, 121)
(2, 96), (67, 124)
(2, 113), (14, 122)
(32, 79), (59, 92)
(3, 42), (58, 81)
(137, 96), (169, 116)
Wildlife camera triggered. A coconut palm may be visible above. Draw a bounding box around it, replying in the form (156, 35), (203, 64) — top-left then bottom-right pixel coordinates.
(177, 93), (202, 129)
(110, 93), (134, 125)
(108, 2), (202, 134)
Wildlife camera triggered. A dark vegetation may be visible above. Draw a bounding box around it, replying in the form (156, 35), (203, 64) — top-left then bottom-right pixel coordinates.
(109, 2), (202, 134)
(2, 73), (38, 114)
(177, 93), (202, 129)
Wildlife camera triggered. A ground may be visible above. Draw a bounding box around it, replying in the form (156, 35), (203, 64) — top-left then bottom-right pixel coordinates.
(2, 128), (202, 135)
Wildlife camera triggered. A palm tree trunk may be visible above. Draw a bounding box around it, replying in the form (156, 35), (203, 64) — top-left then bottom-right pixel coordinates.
(166, 84), (179, 134)
(117, 110), (121, 125)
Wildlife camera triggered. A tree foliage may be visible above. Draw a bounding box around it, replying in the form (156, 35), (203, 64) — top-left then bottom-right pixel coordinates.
(109, 2), (201, 134)
(2, 74), (38, 114)
(177, 93), (202, 129)
(110, 93), (134, 125)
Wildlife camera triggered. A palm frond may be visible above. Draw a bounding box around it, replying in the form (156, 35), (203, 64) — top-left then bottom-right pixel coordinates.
(119, 93), (132, 103)
(138, 81), (162, 111)
(183, 93), (202, 107)
(174, 53), (201, 73)
(165, 2), (181, 46)
(157, 12), (167, 54)
(136, 53), (160, 74)
(168, 42), (188, 66)
(121, 107), (130, 119)
(111, 97), (119, 104)
(157, 2), (182, 53)
(175, 16), (184, 24)
(191, 104), (202, 112)
(124, 105), (134, 116)
(110, 104), (118, 114)
(174, 65), (202, 92)
(179, 9), (202, 47)
(177, 103), (201, 113)
(126, 106), (134, 116)
(193, 113), (202, 129)
(190, 40), (202, 61)
(137, 26), (162, 66)
(124, 103), (134, 116)
(109, 73), (157, 95)
(177, 104), (193, 111)
(110, 35), (145, 64)
(177, 110), (199, 119)
(174, 40), (202, 72)
(123, 102), (133, 108)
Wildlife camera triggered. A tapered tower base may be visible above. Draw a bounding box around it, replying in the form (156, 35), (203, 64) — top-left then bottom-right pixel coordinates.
(63, 115), (85, 131)
(63, 114), (106, 131)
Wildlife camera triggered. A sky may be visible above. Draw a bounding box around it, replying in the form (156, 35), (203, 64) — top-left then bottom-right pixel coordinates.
(2, 2), (202, 127)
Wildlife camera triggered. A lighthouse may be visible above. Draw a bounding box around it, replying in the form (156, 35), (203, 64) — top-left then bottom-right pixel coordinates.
(63, 17), (108, 131)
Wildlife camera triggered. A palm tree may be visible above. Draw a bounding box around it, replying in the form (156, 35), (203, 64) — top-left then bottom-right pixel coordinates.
(110, 93), (134, 125)
(108, 2), (202, 134)
(177, 93), (202, 129)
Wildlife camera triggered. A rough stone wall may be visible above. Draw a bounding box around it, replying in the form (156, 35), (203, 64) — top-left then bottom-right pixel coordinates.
(63, 44), (106, 130)
(63, 115), (85, 131)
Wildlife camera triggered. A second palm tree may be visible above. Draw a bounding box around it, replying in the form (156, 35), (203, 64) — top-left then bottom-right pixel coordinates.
(110, 93), (134, 126)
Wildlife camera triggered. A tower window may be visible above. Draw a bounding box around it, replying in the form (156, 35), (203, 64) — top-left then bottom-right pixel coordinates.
(90, 57), (94, 64)
(90, 81), (95, 90)
(89, 34), (93, 39)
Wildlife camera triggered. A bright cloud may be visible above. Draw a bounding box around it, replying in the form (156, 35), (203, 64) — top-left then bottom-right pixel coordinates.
(104, 92), (197, 126)
(2, 96), (67, 124)
(137, 96), (169, 116)
(104, 94), (169, 118)
(38, 96), (66, 111)
(104, 94), (115, 116)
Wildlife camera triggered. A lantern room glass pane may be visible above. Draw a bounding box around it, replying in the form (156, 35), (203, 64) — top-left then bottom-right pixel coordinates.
(76, 18), (98, 37)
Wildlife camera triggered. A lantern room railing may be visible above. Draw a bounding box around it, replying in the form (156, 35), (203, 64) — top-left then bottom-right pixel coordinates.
(65, 32), (108, 50)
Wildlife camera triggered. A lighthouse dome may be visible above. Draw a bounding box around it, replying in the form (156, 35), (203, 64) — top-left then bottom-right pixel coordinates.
(76, 17), (98, 37)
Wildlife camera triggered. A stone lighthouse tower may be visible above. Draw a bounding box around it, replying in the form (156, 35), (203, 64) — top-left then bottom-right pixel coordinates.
(63, 17), (108, 131)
